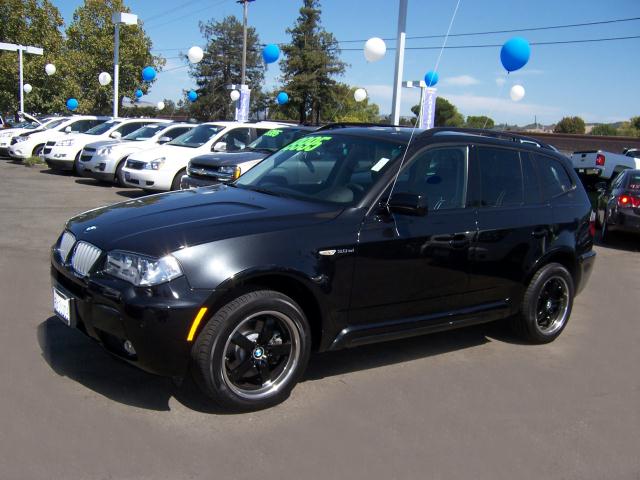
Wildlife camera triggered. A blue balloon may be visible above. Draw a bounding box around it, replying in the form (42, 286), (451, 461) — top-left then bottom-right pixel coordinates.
(500, 37), (530, 72)
(66, 98), (78, 111)
(141, 66), (156, 82)
(262, 44), (280, 64)
(424, 70), (439, 87)
(276, 91), (289, 105)
(135, 89), (143, 99)
(187, 90), (198, 102)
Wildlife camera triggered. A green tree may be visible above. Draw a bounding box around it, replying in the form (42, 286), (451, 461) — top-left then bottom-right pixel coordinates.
(590, 124), (617, 136)
(188, 16), (264, 121)
(0, 0), (66, 113)
(466, 115), (494, 129)
(64, 0), (163, 114)
(631, 116), (640, 131)
(280, 0), (347, 123)
(554, 116), (586, 134)
(411, 97), (464, 127)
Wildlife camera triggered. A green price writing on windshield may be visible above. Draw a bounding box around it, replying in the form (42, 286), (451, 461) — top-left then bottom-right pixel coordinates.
(282, 136), (332, 152)
(264, 129), (283, 137)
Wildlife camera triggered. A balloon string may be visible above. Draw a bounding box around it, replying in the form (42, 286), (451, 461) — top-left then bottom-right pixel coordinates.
(386, 0), (463, 212)
(482, 71), (508, 129)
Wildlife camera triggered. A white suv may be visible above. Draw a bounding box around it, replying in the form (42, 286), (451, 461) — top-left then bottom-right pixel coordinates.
(44, 118), (167, 172)
(0, 114), (61, 157)
(8, 116), (109, 160)
(78, 122), (195, 186)
(122, 121), (289, 191)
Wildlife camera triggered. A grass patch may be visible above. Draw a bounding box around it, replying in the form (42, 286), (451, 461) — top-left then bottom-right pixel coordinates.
(24, 156), (45, 167)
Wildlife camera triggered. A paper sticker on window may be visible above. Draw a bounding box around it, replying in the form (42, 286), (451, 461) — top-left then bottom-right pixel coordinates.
(264, 129), (283, 137)
(371, 157), (390, 172)
(282, 136), (332, 152)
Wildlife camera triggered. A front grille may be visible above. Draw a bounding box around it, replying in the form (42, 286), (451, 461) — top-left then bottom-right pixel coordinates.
(46, 141), (56, 146)
(58, 231), (76, 261)
(126, 160), (145, 170)
(71, 241), (102, 277)
(188, 165), (220, 179)
(81, 147), (95, 162)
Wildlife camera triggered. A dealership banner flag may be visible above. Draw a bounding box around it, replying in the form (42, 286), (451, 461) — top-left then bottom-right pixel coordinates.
(420, 88), (437, 129)
(236, 87), (251, 123)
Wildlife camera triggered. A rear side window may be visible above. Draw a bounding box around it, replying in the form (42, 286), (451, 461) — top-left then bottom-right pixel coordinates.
(533, 154), (573, 199)
(522, 153), (542, 204)
(477, 147), (523, 207)
(164, 127), (191, 141)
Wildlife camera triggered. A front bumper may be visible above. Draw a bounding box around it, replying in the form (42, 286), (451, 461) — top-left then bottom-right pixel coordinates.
(51, 255), (210, 378)
(45, 158), (75, 171)
(122, 168), (169, 191)
(180, 174), (222, 189)
(0, 146), (10, 158)
(8, 145), (29, 159)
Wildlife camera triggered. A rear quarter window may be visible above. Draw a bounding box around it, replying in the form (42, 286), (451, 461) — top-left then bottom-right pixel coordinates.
(532, 153), (574, 200)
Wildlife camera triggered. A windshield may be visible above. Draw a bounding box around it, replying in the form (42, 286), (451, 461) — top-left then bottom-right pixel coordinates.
(123, 124), (165, 141)
(12, 121), (39, 129)
(85, 121), (121, 135)
(168, 124), (223, 148)
(235, 134), (405, 205)
(44, 119), (66, 130)
(247, 128), (310, 152)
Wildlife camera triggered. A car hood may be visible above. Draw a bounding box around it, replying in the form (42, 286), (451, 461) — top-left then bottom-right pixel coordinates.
(85, 139), (125, 149)
(128, 144), (200, 162)
(66, 184), (342, 256)
(190, 151), (267, 168)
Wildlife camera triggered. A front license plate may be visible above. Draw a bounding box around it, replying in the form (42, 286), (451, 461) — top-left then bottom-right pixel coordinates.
(53, 288), (72, 326)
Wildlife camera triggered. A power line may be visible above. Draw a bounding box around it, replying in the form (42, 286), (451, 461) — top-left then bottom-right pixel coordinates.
(142, 0), (206, 24)
(145, 0), (233, 30)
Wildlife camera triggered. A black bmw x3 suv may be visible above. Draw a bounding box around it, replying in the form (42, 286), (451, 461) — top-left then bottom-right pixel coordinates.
(51, 126), (596, 410)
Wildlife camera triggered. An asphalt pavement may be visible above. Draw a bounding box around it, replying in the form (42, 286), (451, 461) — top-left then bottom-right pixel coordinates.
(0, 160), (638, 480)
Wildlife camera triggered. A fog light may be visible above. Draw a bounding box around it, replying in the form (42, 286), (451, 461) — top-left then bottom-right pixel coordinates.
(123, 340), (136, 355)
(98, 163), (106, 171)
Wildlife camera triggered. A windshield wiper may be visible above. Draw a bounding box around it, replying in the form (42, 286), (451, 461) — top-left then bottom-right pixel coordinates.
(246, 147), (275, 154)
(241, 185), (285, 197)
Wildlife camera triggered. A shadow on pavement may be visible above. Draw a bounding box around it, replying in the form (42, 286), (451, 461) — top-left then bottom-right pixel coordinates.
(594, 230), (640, 253)
(115, 190), (149, 199)
(74, 178), (112, 188)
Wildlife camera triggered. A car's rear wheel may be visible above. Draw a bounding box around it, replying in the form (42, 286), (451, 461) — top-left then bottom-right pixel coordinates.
(170, 168), (186, 191)
(192, 290), (311, 411)
(512, 263), (574, 344)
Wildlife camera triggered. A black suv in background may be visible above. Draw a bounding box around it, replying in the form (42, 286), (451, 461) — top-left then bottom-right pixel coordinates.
(51, 126), (596, 411)
(181, 125), (317, 188)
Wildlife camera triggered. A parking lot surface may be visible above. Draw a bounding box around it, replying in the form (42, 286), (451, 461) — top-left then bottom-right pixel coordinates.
(1, 160), (639, 480)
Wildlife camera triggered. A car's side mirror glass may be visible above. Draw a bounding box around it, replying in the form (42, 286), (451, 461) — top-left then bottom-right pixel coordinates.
(213, 141), (227, 152)
(158, 136), (171, 144)
(387, 192), (428, 216)
(64, 126), (71, 133)
(110, 131), (122, 139)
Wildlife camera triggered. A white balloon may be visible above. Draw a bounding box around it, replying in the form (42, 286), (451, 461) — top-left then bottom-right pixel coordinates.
(364, 37), (386, 63)
(188, 46), (204, 64)
(98, 72), (112, 86)
(230, 90), (240, 101)
(354, 88), (367, 102)
(23, 83), (32, 94)
(510, 84), (525, 102)
(157, 101), (165, 111)
(45, 63), (56, 76)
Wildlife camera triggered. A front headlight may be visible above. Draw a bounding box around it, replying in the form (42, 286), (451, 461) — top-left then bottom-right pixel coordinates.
(13, 136), (28, 143)
(56, 138), (75, 147)
(98, 146), (113, 156)
(219, 165), (241, 179)
(144, 157), (165, 170)
(104, 251), (183, 286)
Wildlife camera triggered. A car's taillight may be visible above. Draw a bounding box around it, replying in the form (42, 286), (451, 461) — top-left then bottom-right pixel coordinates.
(589, 210), (596, 237)
(618, 194), (640, 208)
(595, 153), (605, 166)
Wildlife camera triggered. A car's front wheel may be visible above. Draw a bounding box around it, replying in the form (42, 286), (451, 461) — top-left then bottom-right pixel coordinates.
(170, 168), (186, 191)
(512, 263), (574, 344)
(192, 290), (311, 411)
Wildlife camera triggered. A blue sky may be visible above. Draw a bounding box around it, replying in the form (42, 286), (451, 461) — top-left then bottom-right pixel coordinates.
(54, 0), (640, 125)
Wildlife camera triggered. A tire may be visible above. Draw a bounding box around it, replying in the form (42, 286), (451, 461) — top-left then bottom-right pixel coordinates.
(512, 263), (574, 344)
(115, 158), (128, 187)
(32, 144), (45, 159)
(191, 290), (311, 411)
(72, 152), (81, 175)
(170, 168), (186, 191)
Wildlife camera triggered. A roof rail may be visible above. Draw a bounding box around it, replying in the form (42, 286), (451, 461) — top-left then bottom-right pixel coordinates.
(316, 121), (407, 131)
(420, 127), (556, 151)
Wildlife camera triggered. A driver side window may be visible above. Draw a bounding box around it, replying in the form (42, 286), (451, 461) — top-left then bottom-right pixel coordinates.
(394, 146), (468, 210)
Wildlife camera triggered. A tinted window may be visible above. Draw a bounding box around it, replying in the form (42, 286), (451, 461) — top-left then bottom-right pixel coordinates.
(394, 146), (467, 210)
(117, 122), (152, 137)
(626, 172), (640, 190)
(123, 124), (165, 140)
(533, 154), (573, 199)
(169, 124), (224, 148)
(522, 153), (542, 204)
(163, 127), (191, 141)
(217, 128), (252, 152)
(247, 128), (309, 152)
(86, 121), (121, 135)
(477, 147), (523, 207)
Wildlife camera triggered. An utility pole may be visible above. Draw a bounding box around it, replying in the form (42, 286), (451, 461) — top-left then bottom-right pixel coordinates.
(391, 0), (408, 125)
(111, 12), (138, 118)
(237, 0), (255, 88)
(0, 42), (44, 113)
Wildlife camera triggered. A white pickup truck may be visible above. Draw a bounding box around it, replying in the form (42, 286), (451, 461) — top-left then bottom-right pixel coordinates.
(571, 148), (640, 185)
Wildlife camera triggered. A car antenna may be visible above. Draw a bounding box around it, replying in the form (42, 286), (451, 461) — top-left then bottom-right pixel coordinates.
(384, 0), (462, 211)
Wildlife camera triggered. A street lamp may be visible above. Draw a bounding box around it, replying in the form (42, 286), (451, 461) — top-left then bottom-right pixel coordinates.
(0, 42), (43, 113)
(112, 12), (138, 118)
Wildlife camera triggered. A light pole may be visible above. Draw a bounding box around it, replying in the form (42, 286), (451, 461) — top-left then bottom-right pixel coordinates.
(111, 12), (138, 118)
(0, 42), (43, 113)
(391, 0), (408, 125)
(237, 0), (255, 88)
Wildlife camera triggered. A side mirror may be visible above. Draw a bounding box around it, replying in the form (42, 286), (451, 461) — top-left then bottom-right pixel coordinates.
(109, 131), (122, 139)
(387, 193), (428, 216)
(213, 141), (227, 152)
(158, 136), (171, 144)
(64, 126), (72, 133)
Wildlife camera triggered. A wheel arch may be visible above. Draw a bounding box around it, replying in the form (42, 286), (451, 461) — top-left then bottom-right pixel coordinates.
(527, 248), (578, 287)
